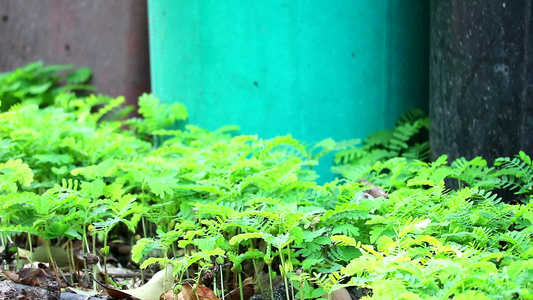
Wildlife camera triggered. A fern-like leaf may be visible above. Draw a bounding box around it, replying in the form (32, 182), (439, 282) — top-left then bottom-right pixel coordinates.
(0, 159), (34, 193)
(144, 171), (179, 199)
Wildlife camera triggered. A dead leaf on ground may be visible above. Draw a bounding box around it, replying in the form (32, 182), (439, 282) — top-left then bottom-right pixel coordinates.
(2, 267), (55, 287)
(160, 289), (177, 300)
(196, 284), (219, 300)
(1, 270), (20, 283)
(161, 282), (219, 300)
(224, 277), (255, 300)
(104, 264), (174, 300)
(322, 288), (352, 300)
(3, 267), (61, 300)
(19, 267), (55, 286)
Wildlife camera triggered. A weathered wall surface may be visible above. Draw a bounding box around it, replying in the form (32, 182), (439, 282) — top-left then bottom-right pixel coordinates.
(0, 0), (150, 105)
(430, 1), (533, 162)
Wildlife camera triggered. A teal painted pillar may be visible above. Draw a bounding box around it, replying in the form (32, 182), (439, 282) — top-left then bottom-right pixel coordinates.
(148, 1), (429, 180)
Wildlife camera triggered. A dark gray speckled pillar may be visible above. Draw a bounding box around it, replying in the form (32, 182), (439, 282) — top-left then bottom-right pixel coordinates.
(430, 1), (533, 162)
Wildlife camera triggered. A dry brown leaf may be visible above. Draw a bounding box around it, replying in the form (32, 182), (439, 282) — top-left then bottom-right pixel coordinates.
(4, 267), (55, 287)
(1, 269), (20, 283)
(177, 283), (197, 300)
(6, 267), (61, 299)
(359, 179), (389, 198)
(160, 289), (176, 300)
(322, 288), (352, 300)
(196, 284), (219, 300)
(161, 283), (220, 300)
(105, 264), (174, 300)
(19, 268), (49, 286)
(224, 278), (255, 300)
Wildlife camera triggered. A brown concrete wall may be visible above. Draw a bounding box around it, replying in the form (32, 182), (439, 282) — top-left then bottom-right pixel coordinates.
(0, 0), (150, 106)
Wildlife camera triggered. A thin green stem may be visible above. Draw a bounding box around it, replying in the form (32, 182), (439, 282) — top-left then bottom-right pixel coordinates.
(27, 232), (33, 265)
(92, 233), (97, 291)
(142, 217), (147, 240)
(267, 264), (274, 300)
(238, 272), (244, 300)
(103, 231), (109, 283)
(278, 248), (290, 300)
(288, 249), (295, 300)
(220, 265), (226, 300)
(299, 278), (305, 300)
(44, 239), (60, 280)
(67, 239), (74, 273)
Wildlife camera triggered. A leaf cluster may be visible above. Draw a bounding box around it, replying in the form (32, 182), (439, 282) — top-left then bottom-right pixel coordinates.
(334, 109), (429, 167)
(0, 61), (94, 111)
(0, 63), (531, 299)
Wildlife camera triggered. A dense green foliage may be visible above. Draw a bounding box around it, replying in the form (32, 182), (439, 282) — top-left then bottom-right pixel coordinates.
(0, 61), (94, 112)
(0, 63), (531, 299)
(333, 109), (429, 166)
